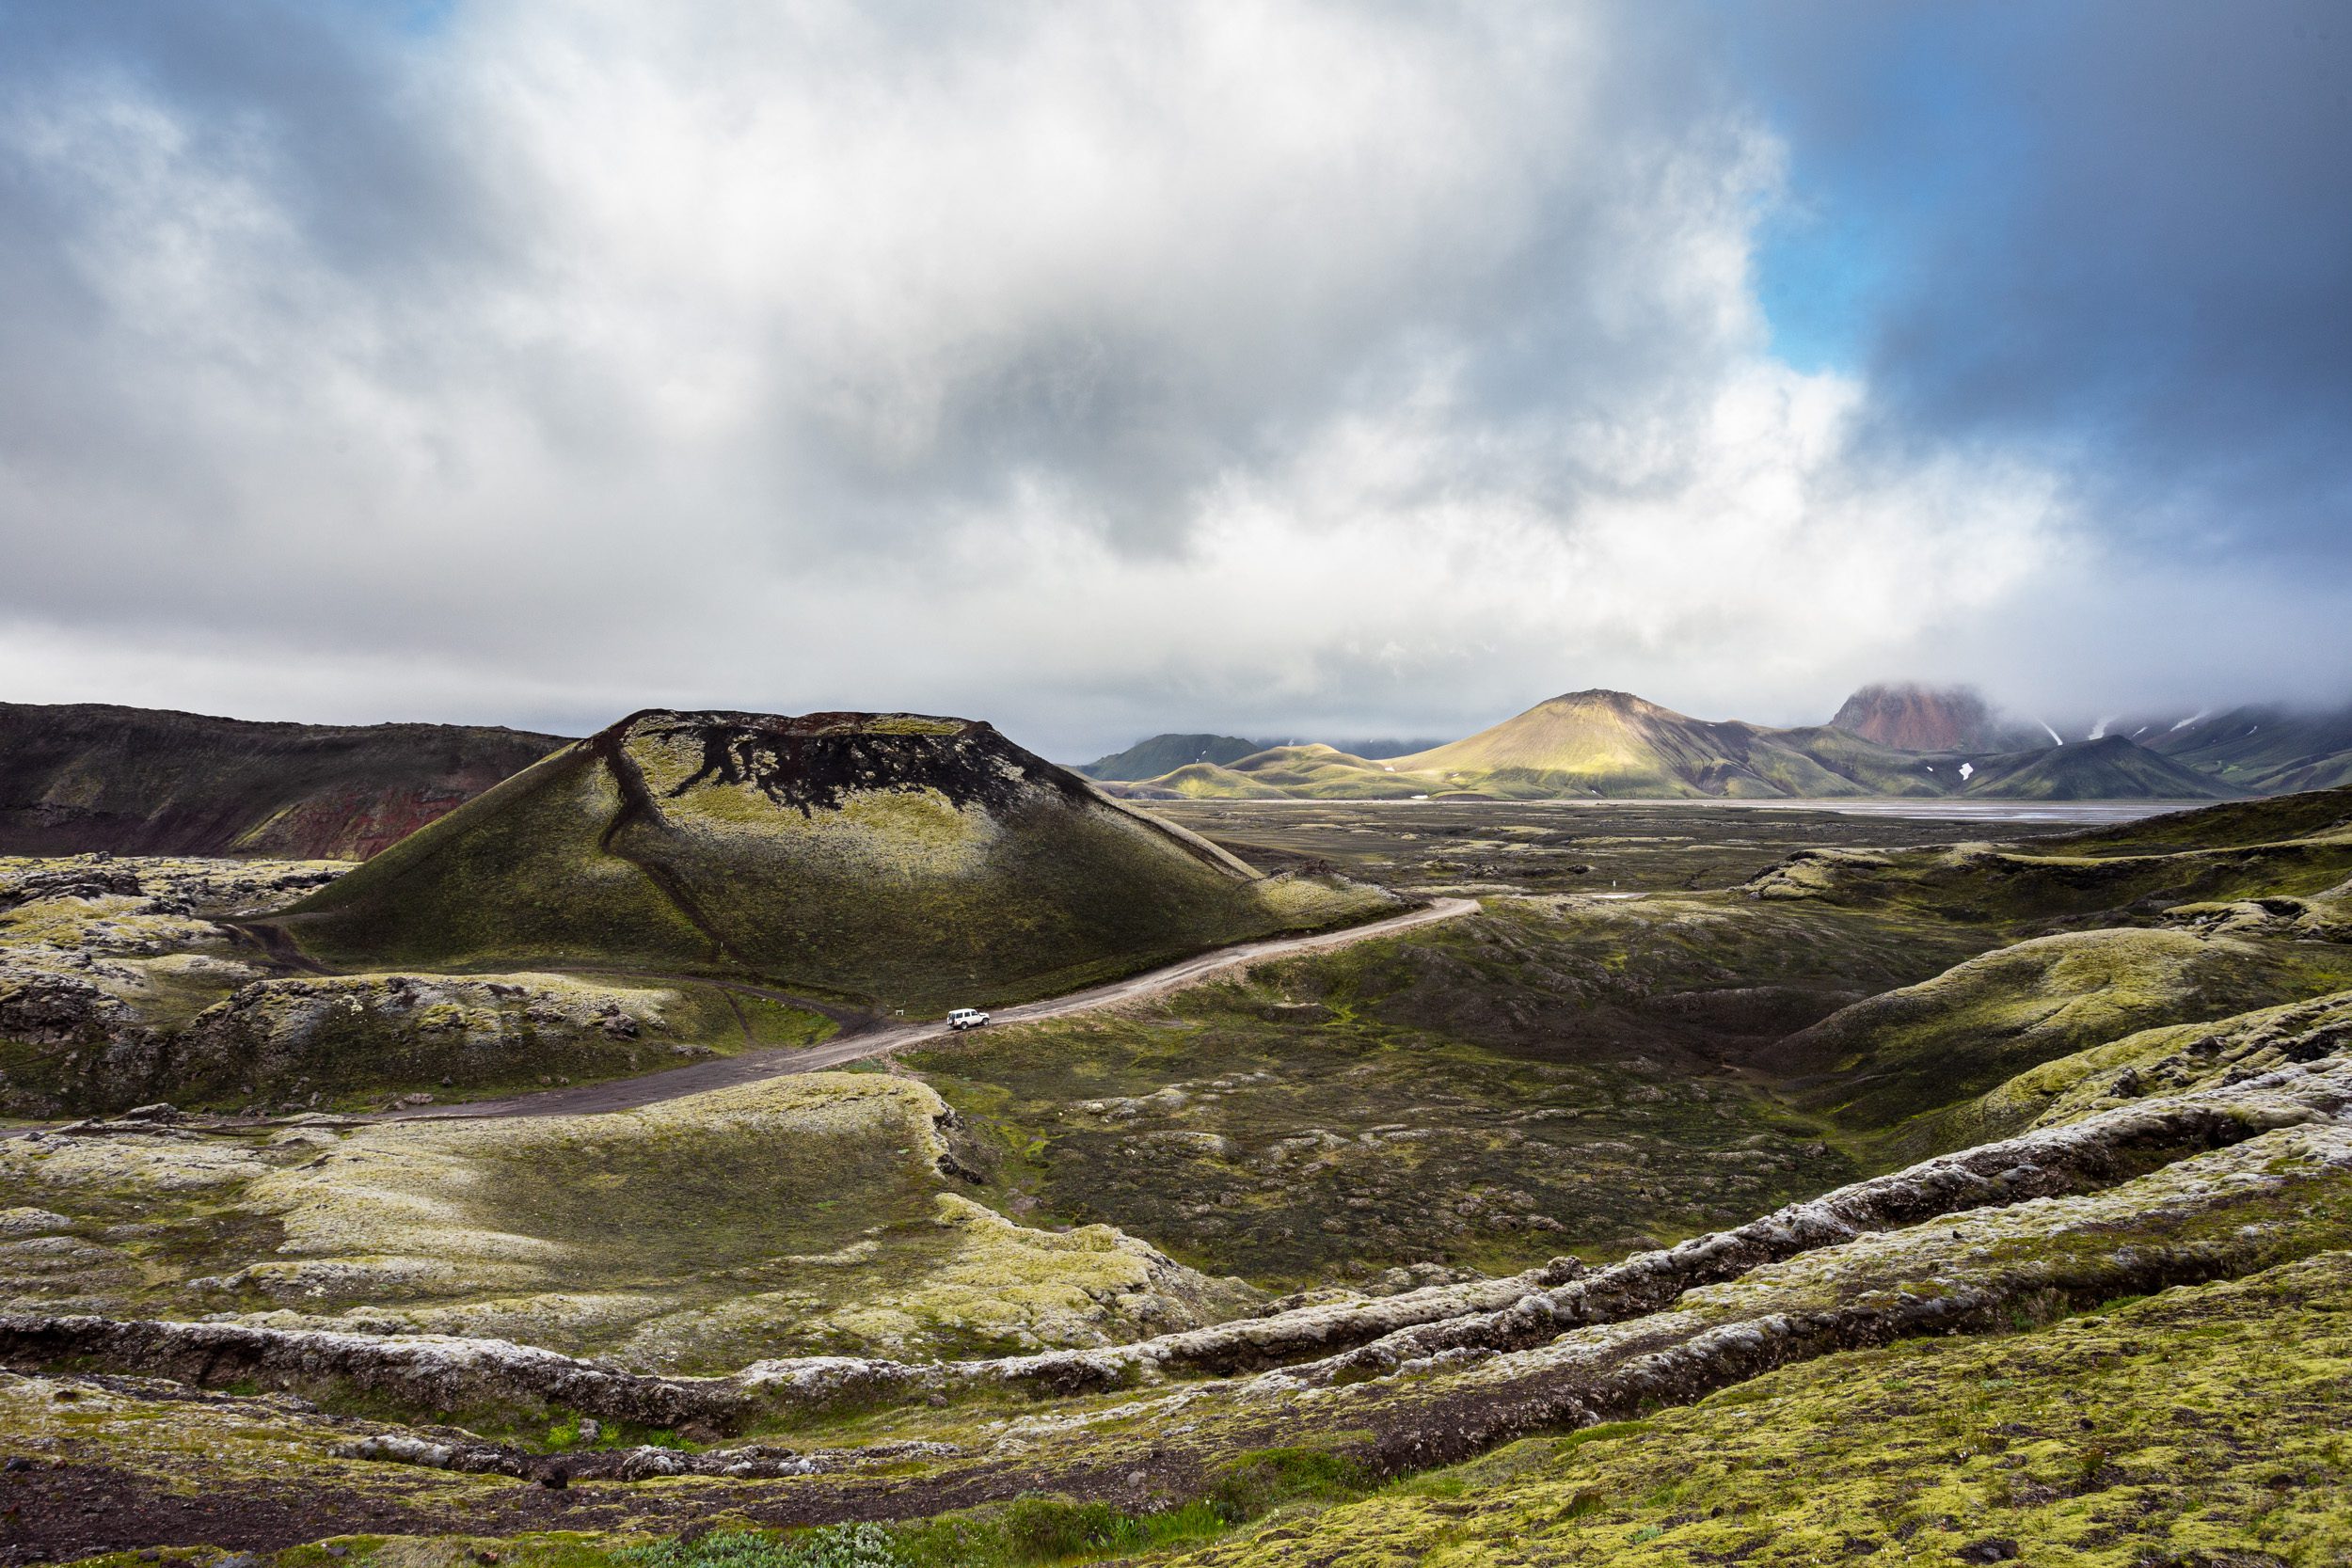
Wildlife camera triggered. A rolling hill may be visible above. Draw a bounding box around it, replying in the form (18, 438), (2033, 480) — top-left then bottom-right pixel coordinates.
(0, 703), (569, 860)
(1948, 731), (2240, 800)
(272, 708), (1389, 1012)
(1081, 733), (1263, 780)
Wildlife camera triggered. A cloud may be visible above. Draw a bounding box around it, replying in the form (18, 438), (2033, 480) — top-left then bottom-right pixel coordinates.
(0, 1), (2336, 754)
(1731, 1), (2352, 565)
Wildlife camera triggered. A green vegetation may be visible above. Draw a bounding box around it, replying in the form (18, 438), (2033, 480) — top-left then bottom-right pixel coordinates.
(1168, 1252), (2352, 1567)
(277, 711), (1392, 1014)
(1943, 732), (2238, 800)
(2150, 704), (2352, 794)
(2034, 781), (2352, 855)
(1747, 833), (2352, 927)
(1767, 925), (2352, 1151)
(0, 1071), (1252, 1369)
(17, 783), (2352, 1566)
(909, 894), (1985, 1283)
(0, 857), (833, 1113)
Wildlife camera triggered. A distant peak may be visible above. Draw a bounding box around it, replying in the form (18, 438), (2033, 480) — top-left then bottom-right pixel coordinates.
(1829, 683), (1999, 752)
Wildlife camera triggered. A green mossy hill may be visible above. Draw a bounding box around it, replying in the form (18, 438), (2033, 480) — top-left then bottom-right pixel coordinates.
(276, 710), (1392, 1014)
(0, 701), (567, 860)
(2032, 782), (2352, 856)
(1762, 927), (2352, 1147)
(1975, 988), (2352, 1141)
(1743, 824), (2352, 928)
(1172, 1251), (2352, 1568)
(1082, 734), (1263, 781)
(1951, 732), (2239, 800)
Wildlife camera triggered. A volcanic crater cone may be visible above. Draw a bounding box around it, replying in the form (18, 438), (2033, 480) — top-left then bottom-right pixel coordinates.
(272, 709), (1382, 1012)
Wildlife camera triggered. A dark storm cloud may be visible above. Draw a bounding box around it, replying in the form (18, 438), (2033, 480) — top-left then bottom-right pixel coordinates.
(1730, 0), (2352, 564)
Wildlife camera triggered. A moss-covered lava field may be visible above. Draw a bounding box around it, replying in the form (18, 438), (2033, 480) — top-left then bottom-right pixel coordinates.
(7, 785), (2352, 1564)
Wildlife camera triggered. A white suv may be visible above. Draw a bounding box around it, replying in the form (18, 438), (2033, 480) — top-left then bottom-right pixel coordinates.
(946, 1007), (991, 1031)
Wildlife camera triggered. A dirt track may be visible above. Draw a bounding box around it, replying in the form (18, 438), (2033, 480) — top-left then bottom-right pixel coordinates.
(376, 895), (1478, 1122)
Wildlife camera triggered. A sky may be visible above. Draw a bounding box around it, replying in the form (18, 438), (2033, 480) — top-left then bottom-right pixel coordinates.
(2, 1), (2347, 758)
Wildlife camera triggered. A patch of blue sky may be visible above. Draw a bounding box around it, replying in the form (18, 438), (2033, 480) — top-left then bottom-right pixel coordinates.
(1753, 207), (1883, 375)
(1715, 0), (2053, 377)
(329, 0), (456, 40)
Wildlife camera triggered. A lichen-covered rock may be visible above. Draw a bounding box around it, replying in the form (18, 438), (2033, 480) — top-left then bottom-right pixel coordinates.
(167, 970), (687, 1101)
(0, 1070), (1259, 1370)
(11, 1056), (2344, 1439)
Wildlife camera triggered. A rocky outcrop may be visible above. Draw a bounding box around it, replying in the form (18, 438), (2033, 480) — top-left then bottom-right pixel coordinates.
(0, 1317), (751, 1431)
(10, 1056), (2341, 1433)
(1828, 683), (2008, 752)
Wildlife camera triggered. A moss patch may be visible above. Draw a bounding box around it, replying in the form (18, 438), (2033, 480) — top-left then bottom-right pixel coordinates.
(1171, 1250), (2352, 1568)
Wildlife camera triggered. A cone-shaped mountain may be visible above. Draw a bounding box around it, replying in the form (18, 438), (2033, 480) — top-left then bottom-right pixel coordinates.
(275, 709), (1385, 1012)
(1380, 689), (1941, 798)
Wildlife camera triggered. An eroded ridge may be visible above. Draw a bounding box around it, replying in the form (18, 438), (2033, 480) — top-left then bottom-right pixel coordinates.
(8, 1053), (2344, 1451)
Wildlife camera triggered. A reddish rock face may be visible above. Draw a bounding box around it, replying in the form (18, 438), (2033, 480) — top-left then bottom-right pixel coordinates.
(1828, 683), (2001, 752)
(0, 702), (570, 861)
(234, 783), (507, 860)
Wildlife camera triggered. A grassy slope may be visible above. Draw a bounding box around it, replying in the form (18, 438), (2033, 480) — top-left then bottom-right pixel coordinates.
(2031, 783), (2352, 855)
(1384, 692), (1866, 799)
(1173, 1251), (2352, 1568)
(1978, 987), (2352, 1143)
(1956, 734), (2238, 800)
(278, 713), (1389, 1014)
(1738, 789), (2352, 1158)
(0, 1071), (1251, 1370)
(907, 894), (1988, 1285)
(1750, 835), (2352, 927)
(1763, 927), (2352, 1150)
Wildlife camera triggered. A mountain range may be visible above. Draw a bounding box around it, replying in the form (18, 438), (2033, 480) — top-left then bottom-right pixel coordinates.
(1088, 686), (2328, 802)
(6, 684), (2347, 863)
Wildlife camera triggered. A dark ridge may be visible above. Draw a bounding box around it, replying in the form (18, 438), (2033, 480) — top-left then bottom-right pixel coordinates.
(0, 701), (572, 859)
(612, 708), (1089, 817)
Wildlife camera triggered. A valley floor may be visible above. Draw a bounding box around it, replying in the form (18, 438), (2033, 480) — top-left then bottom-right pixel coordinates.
(7, 790), (2352, 1565)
